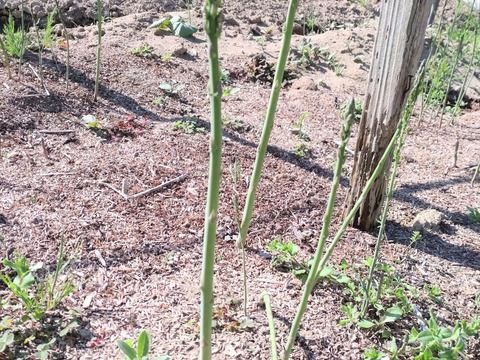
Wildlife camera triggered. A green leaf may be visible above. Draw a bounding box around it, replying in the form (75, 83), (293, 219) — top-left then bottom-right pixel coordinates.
(16, 273), (35, 289)
(389, 338), (397, 354)
(83, 115), (99, 128)
(136, 330), (151, 357)
(417, 330), (435, 344)
(152, 357), (172, 360)
(159, 84), (172, 92)
(358, 320), (375, 329)
(422, 347), (433, 359)
(223, 87), (240, 96)
(0, 330), (14, 352)
(437, 327), (452, 339)
(117, 340), (137, 360)
(318, 266), (334, 278)
(381, 307), (403, 324)
(148, 18), (171, 30)
(166, 16), (197, 38)
(34, 351), (49, 359)
(59, 319), (78, 337)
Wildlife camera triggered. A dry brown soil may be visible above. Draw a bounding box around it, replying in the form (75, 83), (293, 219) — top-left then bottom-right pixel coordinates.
(0, 1), (479, 359)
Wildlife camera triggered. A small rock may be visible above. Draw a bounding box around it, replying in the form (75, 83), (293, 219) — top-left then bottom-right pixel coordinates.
(224, 17), (239, 26)
(412, 209), (446, 232)
(248, 16), (262, 24)
(173, 45), (188, 56)
(291, 77), (318, 91)
(292, 23), (304, 35)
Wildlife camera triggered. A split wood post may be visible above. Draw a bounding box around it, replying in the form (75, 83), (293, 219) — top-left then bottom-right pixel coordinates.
(343, 0), (432, 230)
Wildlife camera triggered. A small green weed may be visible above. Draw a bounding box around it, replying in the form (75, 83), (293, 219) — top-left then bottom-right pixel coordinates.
(172, 117), (205, 134)
(290, 143), (311, 158)
(222, 117), (246, 132)
(466, 206), (480, 223)
(161, 53), (172, 62)
(131, 45), (156, 58)
(290, 111), (310, 140)
(159, 83), (184, 96)
(83, 114), (152, 139)
(424, 284), (442, 305)
(117, 330), (171, 360)
(149, 16), (197, 38)
(223, 87), (240, 97)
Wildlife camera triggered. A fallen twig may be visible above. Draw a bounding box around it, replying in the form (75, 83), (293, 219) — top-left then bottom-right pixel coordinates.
(97, 174), (188, 200)
(28, 63), (50, 96)
(40, 172), (76, 176)
(129, 174), (188, 199)
(98, 181), (129, 200)
(333, 140), (355, 155)
(38, 130), (76, 135)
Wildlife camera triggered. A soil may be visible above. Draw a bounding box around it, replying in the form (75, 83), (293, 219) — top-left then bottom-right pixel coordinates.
(0, 1), (479, 359)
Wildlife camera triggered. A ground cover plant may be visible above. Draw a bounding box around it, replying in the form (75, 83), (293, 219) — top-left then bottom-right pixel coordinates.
(0, 0), (479, 359)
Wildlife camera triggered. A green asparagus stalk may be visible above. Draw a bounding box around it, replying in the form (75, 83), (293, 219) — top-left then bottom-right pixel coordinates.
(282, 99), (356, 360)
(236, 0), (299, 249)
(199, 0), (223, 359)
(261, 291), (278, 360)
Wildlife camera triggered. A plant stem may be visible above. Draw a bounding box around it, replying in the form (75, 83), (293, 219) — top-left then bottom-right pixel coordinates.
(94, 0), (102, 101)
(472, 159), (480, 185)
(54, 1), (70, 90)
(361, 63), (426, 316)
(261, 291), (278, 360)
(19, 0), (25, 76)
(31, 9), (44, 86)
(0, 37), (11, 79)
(283, 99), (356, 360)
(236, 0), (299, 249)
(199, 1), (222, 359)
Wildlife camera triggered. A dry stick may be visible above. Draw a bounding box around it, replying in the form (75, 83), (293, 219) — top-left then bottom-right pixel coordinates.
(472, 160), (480, 185)
(38, 130), (75, 135)
(129, 174), (187, 199)
(28, 64), (50, 96)
(98, 174), (187, 200)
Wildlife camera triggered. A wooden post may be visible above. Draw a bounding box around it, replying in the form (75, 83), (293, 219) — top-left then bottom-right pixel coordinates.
(343, 0), (432, 230)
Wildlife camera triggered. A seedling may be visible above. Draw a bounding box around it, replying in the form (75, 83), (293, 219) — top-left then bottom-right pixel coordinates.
(290, 143), (311, 157)
(290, 111), (309, 140)
(223, 87), (240, 97)
(424, 284), (442, 304)
(148, 16), (197, 38)
(159, 83), (184, 96)
(131, 45), (156, 58)
(161, 53), (172, 62)
(222, 117), (246, 132)
(466, 206), (480, 223)
(117, 330), (171, 360)
(172, 117), (204, 134)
